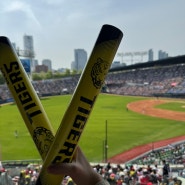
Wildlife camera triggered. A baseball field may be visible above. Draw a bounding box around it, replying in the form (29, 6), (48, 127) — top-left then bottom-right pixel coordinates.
(0, 94), (185, 162)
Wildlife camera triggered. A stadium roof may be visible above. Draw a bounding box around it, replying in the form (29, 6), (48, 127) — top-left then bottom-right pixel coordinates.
(109, 55), (185, 72)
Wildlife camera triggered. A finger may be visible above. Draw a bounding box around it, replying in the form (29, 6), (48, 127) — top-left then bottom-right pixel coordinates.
(75, 146), (91, 167)
(68, 146), (88, 165)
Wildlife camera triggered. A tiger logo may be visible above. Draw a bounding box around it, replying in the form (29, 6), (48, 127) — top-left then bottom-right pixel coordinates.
(91, 58), (110, 89)
(33, 127), (54, 158)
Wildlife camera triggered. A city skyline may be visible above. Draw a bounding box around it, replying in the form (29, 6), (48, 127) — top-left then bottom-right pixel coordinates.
(16, 34), (170, 71)
(1, 0), (185, 69)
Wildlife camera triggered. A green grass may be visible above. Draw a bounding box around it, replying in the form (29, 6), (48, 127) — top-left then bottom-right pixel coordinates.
(0, 94), (185, 162)
(155, 101), (185, 112)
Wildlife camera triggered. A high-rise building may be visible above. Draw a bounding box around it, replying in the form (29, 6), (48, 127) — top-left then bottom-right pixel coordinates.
(72, 49), (87, 71)
(158, 50), (168, 60)
(42, 59), (52, 71)
(23, 35), (35, 73)
(23, 35), (34, 57)
(148, 49), (154, 61)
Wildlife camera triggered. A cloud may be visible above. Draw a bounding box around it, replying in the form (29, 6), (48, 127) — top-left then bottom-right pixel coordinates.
(2, 0), (41, 29)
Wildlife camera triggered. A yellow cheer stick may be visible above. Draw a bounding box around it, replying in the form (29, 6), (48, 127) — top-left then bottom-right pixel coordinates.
(36, 24), (123, 185)
(0, 37), (55, 160)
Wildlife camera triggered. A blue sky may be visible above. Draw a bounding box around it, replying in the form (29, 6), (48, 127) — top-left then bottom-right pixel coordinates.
(1, 0), (185, 69)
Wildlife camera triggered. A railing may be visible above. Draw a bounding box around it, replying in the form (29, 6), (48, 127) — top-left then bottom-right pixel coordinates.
(1, 159), (42, 168)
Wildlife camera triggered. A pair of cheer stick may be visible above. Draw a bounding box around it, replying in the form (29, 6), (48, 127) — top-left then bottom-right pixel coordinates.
(0, 24), (123, 185)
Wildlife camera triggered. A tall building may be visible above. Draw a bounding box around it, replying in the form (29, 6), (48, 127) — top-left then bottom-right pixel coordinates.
(148, 49), (154, 61)
(23, 35), (35, 73)
(158, 50), (168, 60)
(72, 49), (87, 71)
(42, 59), (52, 71)
(23, 35), (34, 56)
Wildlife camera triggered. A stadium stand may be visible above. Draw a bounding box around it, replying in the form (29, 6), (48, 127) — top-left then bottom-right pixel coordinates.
(1, 154), (185, 185)
(130, 142), (185, 166)
(106, 60), (185, 97)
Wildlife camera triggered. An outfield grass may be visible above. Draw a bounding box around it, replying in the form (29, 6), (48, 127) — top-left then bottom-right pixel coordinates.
(0, 94), (185, 162)
(155, 101), (185, 112)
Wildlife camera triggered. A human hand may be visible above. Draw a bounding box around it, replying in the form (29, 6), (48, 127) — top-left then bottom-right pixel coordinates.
(47, 146), (104, 185)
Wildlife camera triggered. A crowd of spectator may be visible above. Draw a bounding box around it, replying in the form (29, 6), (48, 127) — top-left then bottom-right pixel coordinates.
(131, 142), (185, 166)
(0, 159), (183, 185)
(0, 85), (12, 102)
(31, 76), (80, 96)
(106, 64), (185, 97)
(0, 75), (80, 102)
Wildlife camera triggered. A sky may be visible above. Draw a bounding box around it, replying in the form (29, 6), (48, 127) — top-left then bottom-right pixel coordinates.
(0, 0), (185, 70)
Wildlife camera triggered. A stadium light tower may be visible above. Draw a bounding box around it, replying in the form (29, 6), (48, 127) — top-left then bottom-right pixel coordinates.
(117, 51), (148, 65)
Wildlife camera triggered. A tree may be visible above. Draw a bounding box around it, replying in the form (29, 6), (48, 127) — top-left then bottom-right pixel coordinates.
(45, 71), (53, 79)
(32, 73), (43, 81)
(65, 69), (71, 76)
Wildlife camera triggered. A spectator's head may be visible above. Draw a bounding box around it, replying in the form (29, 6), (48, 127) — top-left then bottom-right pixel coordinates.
(153, 169), (157, 174)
